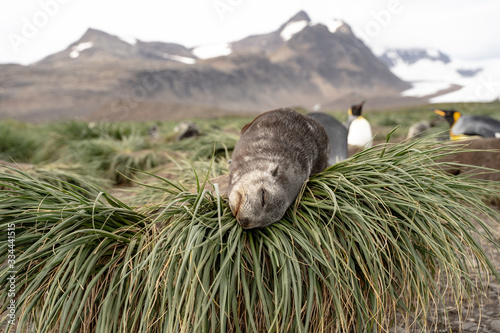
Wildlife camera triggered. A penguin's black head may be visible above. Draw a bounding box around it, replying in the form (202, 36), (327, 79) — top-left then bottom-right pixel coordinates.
(349, 101), (365, 117)
(434, 109), (461, 126)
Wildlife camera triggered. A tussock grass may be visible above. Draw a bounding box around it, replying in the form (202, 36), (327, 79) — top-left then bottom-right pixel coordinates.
(0, 120), (42, 163)
(131, 157), (230, 205)
(51, 120), (147, 141)
(0, 163), (110, 196)
(166, 128), (238, 161)
(1, 138), (500, 332)
(27, 165), (111, 195)
(31, 120), (162, 165)
(57, 134), (168, 184)
(0, 167), (148, 332)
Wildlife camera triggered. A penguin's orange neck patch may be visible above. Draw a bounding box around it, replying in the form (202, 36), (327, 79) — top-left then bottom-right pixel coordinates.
(449, 112), (464, 140)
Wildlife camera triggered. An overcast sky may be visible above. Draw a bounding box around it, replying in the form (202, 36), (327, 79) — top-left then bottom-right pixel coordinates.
(1, 0), (500, 65)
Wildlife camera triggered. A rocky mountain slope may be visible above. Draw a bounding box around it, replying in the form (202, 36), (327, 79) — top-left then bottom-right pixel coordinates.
(0, 11), (412, 122)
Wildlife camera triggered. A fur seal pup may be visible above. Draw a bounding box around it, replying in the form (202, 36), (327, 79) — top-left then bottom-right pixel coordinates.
(228, 108), (330, 229)
(307, 112), (348, 164)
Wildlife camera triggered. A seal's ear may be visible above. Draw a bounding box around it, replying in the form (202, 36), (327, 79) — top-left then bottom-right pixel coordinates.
(241, 121), (253, 134)
(241, 112), (268, 134)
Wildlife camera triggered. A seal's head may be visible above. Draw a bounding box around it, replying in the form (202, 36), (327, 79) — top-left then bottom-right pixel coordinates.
(227, 108), (329, 229)
(228, 163), (291, 229)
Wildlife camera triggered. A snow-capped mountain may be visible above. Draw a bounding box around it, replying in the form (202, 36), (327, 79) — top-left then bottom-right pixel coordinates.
(379, 48), (451, 67)
(379, 48), (500, 103)
(193, 11), (317, 59)
(0, 11), (408, 122)
(38, 28), (198, 65)
(228, 11), (353, 56)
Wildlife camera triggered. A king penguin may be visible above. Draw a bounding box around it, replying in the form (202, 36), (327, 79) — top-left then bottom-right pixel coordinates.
(346, 101), (373, 148)
(434, 109), (500, 140)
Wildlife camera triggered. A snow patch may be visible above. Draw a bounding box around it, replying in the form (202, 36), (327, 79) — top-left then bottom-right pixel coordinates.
(426, 48), (440, 58)
(388, 51), (500, 102)
(401, 81), (452, 97)
(69, 41), (93, 59)
(160, 53), (196, 64)
(429, 58), (500, 103)
(391, 58), (462, 82)
(389, 55), (466, 98)
(119, 35), (137, 45)
(192, 43), (232, 59)
(326, 19), (345, 33)
(385, 50), (398, 60)
(280, 20), (309, 41)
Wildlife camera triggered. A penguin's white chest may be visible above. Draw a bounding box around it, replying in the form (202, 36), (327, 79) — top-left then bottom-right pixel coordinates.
(348, 117), (373, 148)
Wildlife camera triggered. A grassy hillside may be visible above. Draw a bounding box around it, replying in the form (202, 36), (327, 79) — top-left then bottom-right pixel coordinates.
(3, 101), (499, 169)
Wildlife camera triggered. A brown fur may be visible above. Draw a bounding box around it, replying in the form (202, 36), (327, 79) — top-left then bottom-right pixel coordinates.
(228, 108), (330, 229)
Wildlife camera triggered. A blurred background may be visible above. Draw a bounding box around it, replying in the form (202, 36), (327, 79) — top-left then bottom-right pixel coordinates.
(1, 0), (499, 123)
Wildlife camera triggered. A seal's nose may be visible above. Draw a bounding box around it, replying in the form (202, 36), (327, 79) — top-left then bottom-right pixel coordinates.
(237, 217), (252, 228)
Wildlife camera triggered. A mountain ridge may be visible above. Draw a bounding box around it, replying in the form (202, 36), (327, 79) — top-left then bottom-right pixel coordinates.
(1, 11), (418, 122)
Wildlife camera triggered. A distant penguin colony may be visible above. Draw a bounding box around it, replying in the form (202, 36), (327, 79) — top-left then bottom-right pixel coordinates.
(434, 109), (500, 140)
(346, 101), (373, 148)
(228, 108), (330, 229)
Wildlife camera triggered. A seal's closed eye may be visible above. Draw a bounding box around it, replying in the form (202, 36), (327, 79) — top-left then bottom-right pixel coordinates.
(260, 188), (266, 207)
(271, 166), (279, 177)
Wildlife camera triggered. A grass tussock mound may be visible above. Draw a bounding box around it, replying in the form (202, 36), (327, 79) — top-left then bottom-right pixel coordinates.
(1, 137), (500, 332)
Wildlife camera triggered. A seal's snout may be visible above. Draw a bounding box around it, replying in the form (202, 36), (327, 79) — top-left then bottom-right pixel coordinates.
(237, 217), (252, 229)
(229, 188), (257, 229)
(229, 190), (242, 219)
